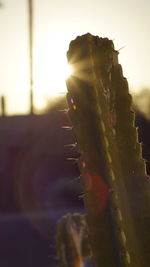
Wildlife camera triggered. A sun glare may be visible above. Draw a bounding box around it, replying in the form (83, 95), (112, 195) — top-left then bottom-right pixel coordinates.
(64, 63), (73, 80)
(33, 38), (73, 98)
(14, 33), (76, 111)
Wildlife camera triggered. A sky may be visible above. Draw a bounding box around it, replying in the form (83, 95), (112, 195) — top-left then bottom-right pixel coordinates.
(0, 0), (150, 115)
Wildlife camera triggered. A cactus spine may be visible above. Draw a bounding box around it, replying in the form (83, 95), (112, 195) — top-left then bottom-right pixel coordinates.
(66, 34), (150, 267)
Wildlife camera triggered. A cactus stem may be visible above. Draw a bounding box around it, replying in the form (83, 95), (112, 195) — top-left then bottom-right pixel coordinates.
(104, 136), (109, 148)
(106, 151), (112, 164)
(66, 34), (150, 267)
(109, 169), (115, 181)
(96, 104), (102, 115)
(114, 193), (119, 201)
(100, 120), (106, 133)
(125, 251), (131, 264)
(146, 175), (150, 180)
(120, 230), (127, 245)
(117, 209), (123, 222)
(109, 188), (114, 194)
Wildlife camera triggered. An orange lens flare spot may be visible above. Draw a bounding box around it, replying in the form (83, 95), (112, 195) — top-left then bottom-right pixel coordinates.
(73, 105), (77, 110)
(83, 171), (109, 213)
(84, 172), (93, 191)
(82, 161), (86, 168)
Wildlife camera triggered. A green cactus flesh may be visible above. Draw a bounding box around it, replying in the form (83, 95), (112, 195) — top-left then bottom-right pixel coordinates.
(65, 34), (150, 267)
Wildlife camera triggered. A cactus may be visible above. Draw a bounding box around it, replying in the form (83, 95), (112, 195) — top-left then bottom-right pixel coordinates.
(55, 213), (92, 267)
(65, 33), (150, 267)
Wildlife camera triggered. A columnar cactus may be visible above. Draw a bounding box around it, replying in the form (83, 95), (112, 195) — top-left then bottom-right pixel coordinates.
(65, 33), (150, 267)
(55, 213), (92, 267)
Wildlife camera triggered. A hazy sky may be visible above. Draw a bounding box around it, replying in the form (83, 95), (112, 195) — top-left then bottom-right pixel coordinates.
(0, 0), (150, 114)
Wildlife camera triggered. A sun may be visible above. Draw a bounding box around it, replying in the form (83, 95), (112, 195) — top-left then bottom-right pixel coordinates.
(64, 63), (73, 80)
(33, 35), (74, 99)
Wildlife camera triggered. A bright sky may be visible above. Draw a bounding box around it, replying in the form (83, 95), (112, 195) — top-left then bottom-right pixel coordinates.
(0, 0), (150, 115)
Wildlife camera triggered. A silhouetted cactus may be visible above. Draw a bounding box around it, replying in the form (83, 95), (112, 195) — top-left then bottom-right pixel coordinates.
(55, 213), (92, 267)
(65, 33), (150, 267)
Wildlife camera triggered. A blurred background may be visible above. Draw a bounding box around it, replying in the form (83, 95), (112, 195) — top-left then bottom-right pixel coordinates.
(0, 0), (150, 266)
